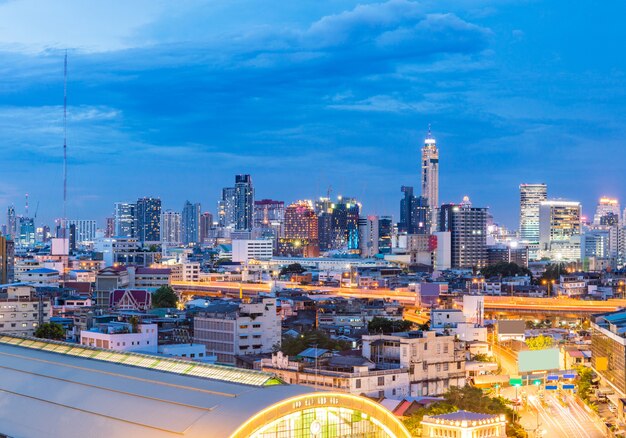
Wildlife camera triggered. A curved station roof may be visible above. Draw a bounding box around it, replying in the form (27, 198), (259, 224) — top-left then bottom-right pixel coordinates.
(0, 335), (410, 438)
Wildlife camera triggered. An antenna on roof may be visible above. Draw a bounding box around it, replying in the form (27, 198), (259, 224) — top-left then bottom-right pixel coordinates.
(63, 50), (68, 233)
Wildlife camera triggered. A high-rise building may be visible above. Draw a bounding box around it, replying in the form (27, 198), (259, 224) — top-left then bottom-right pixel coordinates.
(6, 206), (16, 239)
(67, 220), (97, 244)
(315, 197), (334, 251)
(114, 202), (136, 238)
(439, 197), (487, 269)
(161, 210), (182, 246)
(278, 201), (319, 257)
(18, 217), (35, 248)
(253, 199), (284, 244)
(378, 216), (393, 254)
(538, 200), (581, 261)
(135, 197), (161, 244)
(181, 201), (201, 245)
(519, 183), (547, 244)
(399, 186), (430, 234)
(199, 212), (213, 243)
(218, 187), (236, 228)
(234, 174), (254, 231)
(421, 128), (439, 232)
(105, 217), (115, 238)
(331, 197), (360, 252)
(358, 216), (379, 258)
(0, 236), (15, 284)
(594, 197), (621, 225)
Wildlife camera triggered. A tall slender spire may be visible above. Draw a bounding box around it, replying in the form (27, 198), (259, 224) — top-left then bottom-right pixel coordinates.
(63, 50), (68, 229)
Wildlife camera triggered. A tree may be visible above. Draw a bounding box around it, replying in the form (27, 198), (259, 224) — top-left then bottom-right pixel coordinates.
(279, 263), (306, 277)
(34, 322), (65, 340)
(367, 317), (413, 334)
(525, 334), (554, 350)
(152, 285), (178, 308)
(576, 366), (595, 408)
(480, 262), (532, 280)
(279, 330), (351, 356)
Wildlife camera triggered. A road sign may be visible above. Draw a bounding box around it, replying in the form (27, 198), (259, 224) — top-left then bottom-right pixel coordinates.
(545, 385), (558, 390)
(547, 375), (559, 381)
(533, 379), (542, 386)
(563, 374), (576, 379)
(563, 384), (575, 390)
(510, 378), (523, 386)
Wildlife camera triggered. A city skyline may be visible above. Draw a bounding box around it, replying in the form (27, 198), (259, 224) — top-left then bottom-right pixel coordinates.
(0, 1), (625, 228)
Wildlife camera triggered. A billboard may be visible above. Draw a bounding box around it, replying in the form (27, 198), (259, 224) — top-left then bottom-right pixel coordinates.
(518, 348), (560, 373)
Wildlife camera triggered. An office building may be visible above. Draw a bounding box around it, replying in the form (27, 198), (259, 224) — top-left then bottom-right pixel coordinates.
(278, 201), (319, 257)
(316, 197), (334, 251)
(331, 196), (360, 252)
(181, 201), (201, 245)
(6, 206), (17, 239)
(519, 183), (547, 244)
(199, 212), (213, 243)
(594, 197), (621, 225)
(67, 220), (97, 244)
(399, 186), (430, 234)
(80, 323), (158, 353)
(591, 310), (626, 395)
(105, 217), (115, 237)
(234, 174), (254, 231)
(539, 200), (581, 261)
(18, 217), (35, 248)
(193, 297), (280, 364)
(253, 199), (284, 244)
(218, 186), (236, 228)
(114, 202), (136, 238)
(486, 244), (529, 267)
(135, 197), (161, 243)
(421, 128), (439, 232)
(358, 216), (379, 258)
(439, 198), (488, 269)
(232, 239), (273, 262)
(161, 210), (182, 246)
(378, 215), (393, 254)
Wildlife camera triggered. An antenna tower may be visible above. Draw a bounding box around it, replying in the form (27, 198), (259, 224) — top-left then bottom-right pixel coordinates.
(63, 51), (68, 232)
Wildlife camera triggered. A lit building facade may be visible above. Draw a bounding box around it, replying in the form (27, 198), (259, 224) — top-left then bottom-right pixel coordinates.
(199, 212), (213, 243)
(358, 216), (379, 258)
(539, 200), (581, 261)
(278, 201), (319, 257)
(181, 201), (201, 245)
(594, 197), (621, 225)
(421, 128), (439, 232)
(378, 216), (393, 254)
(135, 197), (161, 244)
(218, 186), (237, 228)
(519, 183), (547, 245)
(114, 202), (136, 238)
(421, 411), (507, 438)
(234, 174), (254, 231)
(439, 199), (487, 269)
(160, 210), (182, 246)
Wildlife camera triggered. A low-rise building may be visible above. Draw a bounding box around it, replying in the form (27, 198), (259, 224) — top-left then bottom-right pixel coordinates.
(421, 411), (507, 438)
(362, 331), (466, 396)
(17, 267), (60, 287)
(80, 322), (158, 353)
(131, 267), (171, 290)
(232, 239), (273, 263)
(260, 351), (410, 398)
(591, 310), (626, 395)
(496, 320), (526, 343)
(193, 297), (280, 364)
(0, 284), (51, 336)
(158, 343), (210, 361)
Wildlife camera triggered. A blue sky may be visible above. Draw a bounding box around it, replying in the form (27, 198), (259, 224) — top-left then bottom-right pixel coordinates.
(0, 0), (624, 228)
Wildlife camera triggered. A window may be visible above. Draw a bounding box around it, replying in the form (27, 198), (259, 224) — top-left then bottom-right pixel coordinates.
(436, 344), (441, 354)
(424, 342), (428, 351)
(444, 344), (449, 354)
(457, 362), (461, 370)
(378, 376), (384, 386)
(436, 363), (441, 372)
(355, 379), (361, 389)
(423, 362), (428, 371)
(443, 363), (449, 371)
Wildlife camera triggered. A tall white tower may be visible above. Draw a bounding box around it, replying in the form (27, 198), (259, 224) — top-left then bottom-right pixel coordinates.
(421, 126), (439, 232)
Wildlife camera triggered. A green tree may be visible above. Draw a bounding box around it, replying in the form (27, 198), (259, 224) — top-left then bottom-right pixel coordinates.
(279, 263), (306, 276)
(152, 285), (178, 308)
(34, 322), (66, 340)
(480, 262), (532, 280)
(367, 317), (413, 334)
(576, 366), (595, 405)
(525, 334), (554, 350)
(280, 330), (351, 356)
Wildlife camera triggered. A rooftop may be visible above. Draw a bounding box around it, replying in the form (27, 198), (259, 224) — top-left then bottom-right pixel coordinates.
(424, 410), (504, 422)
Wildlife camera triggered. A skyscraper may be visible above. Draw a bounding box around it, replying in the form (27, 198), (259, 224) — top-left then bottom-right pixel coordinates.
(135, 197), (161, 243)
(199, 212), (213, 243)
(114, 202), (136, 238)
(538, 200), (582, 261)
(254, 199), (285, 244)
(218, 187), (236, 228)
(278, 201), (319, 257)
(6, 206), (16, 239)
(358, 215), (379, 258)
(161, 210), (182, 246)
(399, 186), (430, 234)
(421, 127), (439, 232)
(331, 197), (361, 252)
(234, 174), (254, 231)
(439, 197), (487, 269)
(181, 201), (201, 245)
(519, 183), (547, 243)
(594, 197), (621, 225)
(378, 216), (393, 254)
(66, 220), (97, 244)
(105, 217), (115, 238)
